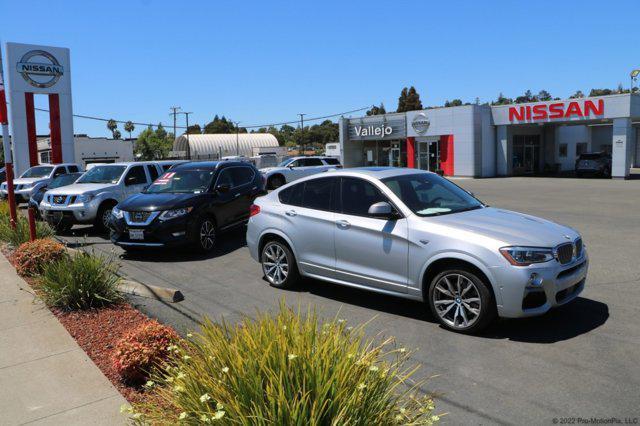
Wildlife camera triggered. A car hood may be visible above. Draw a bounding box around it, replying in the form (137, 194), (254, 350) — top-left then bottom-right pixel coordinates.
(427, 206), (579, 247)
(118, 192), (201, 212)
(259, 167), (284, 174)
(46, 183), (117, 195)
(13, 177), (47, 186)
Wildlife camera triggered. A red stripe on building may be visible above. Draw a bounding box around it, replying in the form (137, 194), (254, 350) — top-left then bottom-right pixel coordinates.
(406, 137), (415, 168)
(439, 134), (454, 176)
(48, 94), (63, 163)
(24, 93), (39, 167)
(0, 89), (8, 124)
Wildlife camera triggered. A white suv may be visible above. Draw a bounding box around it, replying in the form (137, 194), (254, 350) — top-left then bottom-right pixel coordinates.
(0, 163), (82, 203)
(40, 162), (163, 232)
(260, 156), (341, 189)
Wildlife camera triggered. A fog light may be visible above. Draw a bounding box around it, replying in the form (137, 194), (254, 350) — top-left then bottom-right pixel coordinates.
(172, 231), (186, 237)
(527, 272), (544, 287)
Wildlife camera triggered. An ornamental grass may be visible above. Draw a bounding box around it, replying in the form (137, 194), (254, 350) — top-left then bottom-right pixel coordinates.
(129, 301), (439, 425)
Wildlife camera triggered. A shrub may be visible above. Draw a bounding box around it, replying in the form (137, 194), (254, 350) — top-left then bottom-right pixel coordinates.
(13, 238), (67, 276)
(0, 215), (54, 247)
(39, 251), (122, 310)
(131, 302), (439, 425)
(113, 320), (180, 383)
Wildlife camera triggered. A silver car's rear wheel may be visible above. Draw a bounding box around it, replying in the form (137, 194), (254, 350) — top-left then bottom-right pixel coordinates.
(433, 274), (481, 329)
(261, 240), (299, 288)
(428, 268), (496, 334)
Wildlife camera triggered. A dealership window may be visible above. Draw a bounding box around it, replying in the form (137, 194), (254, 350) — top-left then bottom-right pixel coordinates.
(576, 143), (588, 156)
(559, 144), (568, 158)
(40, 151), (51, 164)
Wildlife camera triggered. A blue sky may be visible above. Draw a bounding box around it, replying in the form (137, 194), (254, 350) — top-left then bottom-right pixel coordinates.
(3, 0), (640, 137)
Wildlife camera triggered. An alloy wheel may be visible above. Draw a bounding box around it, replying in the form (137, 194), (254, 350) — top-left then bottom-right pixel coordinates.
(199, 220), (216, 250)
(262, 242), (289, 285)
(433, 273), (482, 329)
(102, 208), (112, 229)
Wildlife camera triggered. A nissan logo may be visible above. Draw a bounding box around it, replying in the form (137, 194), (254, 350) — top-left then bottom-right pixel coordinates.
(411, 113), (430, 134)
(16, 50), (64, 88)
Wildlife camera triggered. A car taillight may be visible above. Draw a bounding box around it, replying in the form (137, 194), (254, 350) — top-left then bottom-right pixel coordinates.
(249, 204), (261, 217)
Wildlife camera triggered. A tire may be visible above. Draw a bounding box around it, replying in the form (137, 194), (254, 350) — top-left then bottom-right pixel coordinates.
(95, 202), (115, 233)
(268, 175), (285, 190)
(194, 217), (217, 253)
(427, 267), (496, 334)
(261, 239), (300, 289)
(54, 222), (72, 234)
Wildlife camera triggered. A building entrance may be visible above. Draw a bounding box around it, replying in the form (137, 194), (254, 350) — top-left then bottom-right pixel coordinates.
(513, 135), (541, 175)
(417, 140), (439, 171)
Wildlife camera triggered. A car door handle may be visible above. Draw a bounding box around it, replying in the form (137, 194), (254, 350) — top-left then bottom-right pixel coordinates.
(234, 193), (241, 198)
(285, 210), (297, 217)
(336, 220), (350, 229)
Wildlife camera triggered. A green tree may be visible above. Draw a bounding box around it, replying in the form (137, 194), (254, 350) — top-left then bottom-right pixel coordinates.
(397, 86), (423, 112)
(589, 88), (614, 97)
(124, 121), (135, 140)
(444, 99), (463, 107)
(569, 90), (585, 99)
(515, 90), (537, 104)
(107, 119), (118, 138)
(537, 90), (553, 101)
(187, 124), (202, 134)
(491, 93), (513, 105)
(366, 103), (386, 116)
(134, 124), (174, 160)
(113, 129), (122, 140)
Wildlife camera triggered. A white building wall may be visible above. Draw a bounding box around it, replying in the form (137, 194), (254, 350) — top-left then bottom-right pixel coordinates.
(555, 125), (589, 171)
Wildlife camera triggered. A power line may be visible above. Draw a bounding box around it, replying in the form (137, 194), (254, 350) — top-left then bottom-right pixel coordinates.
(28, 105), (371, 131)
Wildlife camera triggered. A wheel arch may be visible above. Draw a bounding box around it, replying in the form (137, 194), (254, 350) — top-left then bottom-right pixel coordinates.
(420, 253), (502, 306)
(268, 173), (286, 187)
(258, 230), (298, 263)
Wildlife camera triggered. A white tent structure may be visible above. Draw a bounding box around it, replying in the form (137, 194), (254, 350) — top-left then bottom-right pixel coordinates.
(173, 133), (279, 159)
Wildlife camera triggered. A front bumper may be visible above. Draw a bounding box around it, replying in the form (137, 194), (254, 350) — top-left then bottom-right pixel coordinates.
(493, 251), (589, 318)
(0, 188), (32, 203)
(40, 197), (101, 225)
(110, 213), (197, 249)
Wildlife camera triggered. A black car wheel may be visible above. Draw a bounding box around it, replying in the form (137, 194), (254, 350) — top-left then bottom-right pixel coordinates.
(95, 203), (115, 233)
(196, 217), (217, 252)
(268, 175), (285, 190)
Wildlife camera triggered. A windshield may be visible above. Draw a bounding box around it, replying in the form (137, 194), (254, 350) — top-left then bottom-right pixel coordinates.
(579, 153), (607, 160)
(382, 173), (483, 217)
(21, 166), (53, 178)
(77, 166), (126, 184)
(49, 173), (81, 189)
(145, 169), (215, 194)
(277, 158), (294, 167)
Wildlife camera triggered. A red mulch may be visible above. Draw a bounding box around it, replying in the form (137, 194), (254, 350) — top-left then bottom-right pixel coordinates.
(2, 244), (164, 404)
(52, 304), (151, 403)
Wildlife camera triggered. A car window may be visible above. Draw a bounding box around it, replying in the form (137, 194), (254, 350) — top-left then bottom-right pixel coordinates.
(124, 166), (147, 186)
(21, 166), (54, 178)
(67, 165), (79, 173)
(53, 167), (67, 177)
(162, 164), (173, 171)
(279, 182), (304, 206)
(323, 158), (341, 165)
(229, 167), (255, 187)
(147, 165), (159, 181)
(216, 169), (235, 188)
(301, 158), (324, 167)
(301, 177), (336, 211)
(341, 177), (388, 217)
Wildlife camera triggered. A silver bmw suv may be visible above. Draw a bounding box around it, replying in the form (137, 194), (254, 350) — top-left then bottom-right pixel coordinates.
(246, 168), (588, 334)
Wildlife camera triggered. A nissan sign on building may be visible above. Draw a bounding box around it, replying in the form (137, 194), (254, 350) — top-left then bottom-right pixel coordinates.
(339, 94), (639, 179)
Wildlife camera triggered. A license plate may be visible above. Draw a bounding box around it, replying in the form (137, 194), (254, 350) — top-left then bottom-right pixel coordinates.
(129, 229), (144, 240)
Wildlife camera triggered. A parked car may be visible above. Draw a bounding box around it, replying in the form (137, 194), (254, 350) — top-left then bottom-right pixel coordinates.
(29, 172), (83, 217)
(109, 161), (264, 252)
(260, 156), (342, 189)
(0, 163), (82, 203)
(0, 167), (6, 185)
(575, 152), (611, 177)
(155, 159), (190, 172)
(40, 162), (163, 233)
(246, 168), (588, 334)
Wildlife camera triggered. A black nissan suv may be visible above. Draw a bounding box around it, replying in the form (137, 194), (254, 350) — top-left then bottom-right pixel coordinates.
(109, 161), (265, 252)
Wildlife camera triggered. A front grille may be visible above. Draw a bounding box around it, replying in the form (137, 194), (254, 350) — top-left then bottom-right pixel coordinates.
(556, 280), (584, 303)
(556, 243), (573, 264)
(574, 238), (583, 258)
(129, 211), (152, 223)
(52, 195), (67, 205)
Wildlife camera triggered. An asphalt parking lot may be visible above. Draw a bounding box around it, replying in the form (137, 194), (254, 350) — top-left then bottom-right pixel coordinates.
(56, 177), (640, 424)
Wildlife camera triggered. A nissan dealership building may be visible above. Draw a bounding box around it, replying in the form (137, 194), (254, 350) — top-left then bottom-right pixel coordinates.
(338, 94), (640, 179)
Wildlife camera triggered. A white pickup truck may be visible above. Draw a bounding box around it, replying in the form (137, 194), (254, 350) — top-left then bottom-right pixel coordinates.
(0, 163), (82, 203)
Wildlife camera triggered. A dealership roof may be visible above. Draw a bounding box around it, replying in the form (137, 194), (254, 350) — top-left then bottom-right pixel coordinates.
(173, 133), (279, 158)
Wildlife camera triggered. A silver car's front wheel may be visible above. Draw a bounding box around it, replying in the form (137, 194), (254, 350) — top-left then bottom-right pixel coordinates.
(428, 269), (496, 333)
(261, 240), (299, 288)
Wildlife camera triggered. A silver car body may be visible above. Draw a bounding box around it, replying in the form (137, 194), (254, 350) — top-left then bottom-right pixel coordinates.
(247, 168), (588, 319)
(0, 163), (82, 201)
(39, 162), (162, 224)
(260, 156), (341, 185)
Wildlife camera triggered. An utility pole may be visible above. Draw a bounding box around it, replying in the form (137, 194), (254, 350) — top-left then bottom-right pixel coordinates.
(169, 106), (181, 141)
(233, 121), (241, 156)
(178, 111), (192, 159)
(298, 113), (306, 154)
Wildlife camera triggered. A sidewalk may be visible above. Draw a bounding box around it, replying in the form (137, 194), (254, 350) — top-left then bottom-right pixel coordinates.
(0, 254), (127, 425)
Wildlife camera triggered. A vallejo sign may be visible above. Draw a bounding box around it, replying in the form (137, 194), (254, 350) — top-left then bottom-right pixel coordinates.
(348, 116), (406, 140)
(17, 50), (64, 88)
(353, 124), (393, 137)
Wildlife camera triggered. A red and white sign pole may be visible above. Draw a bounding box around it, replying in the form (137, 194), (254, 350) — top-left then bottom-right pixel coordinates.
(0, 45), (18, 229)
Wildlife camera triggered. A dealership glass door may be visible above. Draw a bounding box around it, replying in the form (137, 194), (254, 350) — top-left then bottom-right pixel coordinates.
(389, 147), (401, 167)
(417, 140), (439, 171)
(513, 135), (541, 175)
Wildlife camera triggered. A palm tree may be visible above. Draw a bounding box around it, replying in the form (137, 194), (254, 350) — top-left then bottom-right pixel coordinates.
(107, 119), (118, 138)
(113, 129), (122, 140)
(124, 121), (135, 140)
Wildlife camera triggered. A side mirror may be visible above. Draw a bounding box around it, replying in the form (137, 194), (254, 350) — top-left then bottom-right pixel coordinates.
(216, 183), (230, 193)
(125, 176), (136, 185)
(288, 164), (295, 169)
(368, 201), (395, 219)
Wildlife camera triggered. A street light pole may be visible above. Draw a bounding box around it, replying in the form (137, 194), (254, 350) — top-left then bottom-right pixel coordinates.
(169, 106), (181, 142)
(298, 113), (306, 154)
(178, 111), (192, 159)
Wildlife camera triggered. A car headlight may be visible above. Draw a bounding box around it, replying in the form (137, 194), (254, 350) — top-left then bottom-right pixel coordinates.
(499, 246), (554, 266)
(77, 194), (94, 203)
(111, 206), (124, 219)
(158, 207), (193, 221)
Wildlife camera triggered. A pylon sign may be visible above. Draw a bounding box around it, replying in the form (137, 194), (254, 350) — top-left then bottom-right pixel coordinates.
(4, 42), (75, 175)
